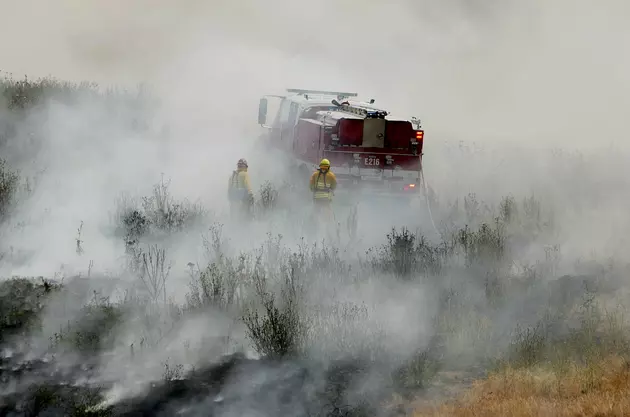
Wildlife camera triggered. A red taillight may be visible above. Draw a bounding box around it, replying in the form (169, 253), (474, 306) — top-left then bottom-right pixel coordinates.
(415, 130), (424, 140)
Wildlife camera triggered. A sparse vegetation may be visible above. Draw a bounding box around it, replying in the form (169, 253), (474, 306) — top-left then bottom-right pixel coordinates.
(139, 175), (206, 234)
(49, 291), (126, 353)
(116, 175), (207, 248)
(255, 180), (280, 217)
(367, 227), (449, 277)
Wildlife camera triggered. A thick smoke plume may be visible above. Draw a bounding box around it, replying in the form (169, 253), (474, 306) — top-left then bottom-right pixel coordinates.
(1, 0), (630, 416)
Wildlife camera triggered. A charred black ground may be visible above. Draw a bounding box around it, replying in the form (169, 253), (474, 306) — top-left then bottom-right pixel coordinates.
(1, 271), (626, 416)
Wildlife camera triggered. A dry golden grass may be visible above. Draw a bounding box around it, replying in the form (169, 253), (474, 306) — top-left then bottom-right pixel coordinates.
(414, 356), (630, 417)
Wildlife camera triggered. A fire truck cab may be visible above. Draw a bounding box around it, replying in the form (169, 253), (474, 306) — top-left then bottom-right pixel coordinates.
(257, 89), (425, 198)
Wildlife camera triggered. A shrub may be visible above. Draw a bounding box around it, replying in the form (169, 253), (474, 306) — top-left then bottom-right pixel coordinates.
(498, 195), (518, 224)
(49, 292), (125, 354)
(242, 255), (307, 359)
(255, 181), (279, 216)
(19, 384), (111, 417)
(140, 175), (206, 234)
(0, 277), (59, 342)
(502, 299), (630, 370)
(463, 193), (491, 224)
(0, 158), (18, 220)
(392, 347), (440, 394)
(456, 220), (506, 267)
(186, 255), (239, 311)
(243, 290), (303, 358)
(115, 175), (207, 249)
(1, 75), (95, 110)
(366, 227), (448, 278)
(1, 73), (151, 118)
(133, 244), (172, 306)
(122, 209), (149, 249)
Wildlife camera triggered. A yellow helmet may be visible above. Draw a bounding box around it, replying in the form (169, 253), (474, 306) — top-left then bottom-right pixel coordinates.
(319, 158), (330, 168)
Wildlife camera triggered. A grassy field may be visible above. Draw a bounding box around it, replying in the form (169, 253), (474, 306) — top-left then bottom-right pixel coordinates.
(413, 356), (630, 416)
(1, 75), (628, 416)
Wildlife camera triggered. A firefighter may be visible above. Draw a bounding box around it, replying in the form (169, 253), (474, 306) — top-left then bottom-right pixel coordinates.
(309, 158), (337, 226)
(228, 158), (254, 219)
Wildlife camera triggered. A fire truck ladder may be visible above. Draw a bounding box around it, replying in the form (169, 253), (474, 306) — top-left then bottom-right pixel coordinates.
(335, 102), (389, 119)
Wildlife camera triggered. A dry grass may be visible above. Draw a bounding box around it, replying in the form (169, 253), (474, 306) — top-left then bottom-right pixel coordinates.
(413, 355), (630, 417)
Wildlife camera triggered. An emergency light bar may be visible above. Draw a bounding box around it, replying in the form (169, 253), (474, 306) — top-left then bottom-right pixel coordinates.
(287, 89), (358, 99)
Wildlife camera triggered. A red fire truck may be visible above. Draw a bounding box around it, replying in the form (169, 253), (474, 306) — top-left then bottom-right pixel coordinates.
(257, 89), (425, 199)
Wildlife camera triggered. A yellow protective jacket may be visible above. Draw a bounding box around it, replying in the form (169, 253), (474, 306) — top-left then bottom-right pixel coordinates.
(310, 169), (337, 200)
(228, 168), (252, 201)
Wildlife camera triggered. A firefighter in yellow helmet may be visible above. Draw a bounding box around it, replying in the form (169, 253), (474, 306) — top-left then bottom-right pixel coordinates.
(228, 158), (254, 219)
(309, 158), (337, 225)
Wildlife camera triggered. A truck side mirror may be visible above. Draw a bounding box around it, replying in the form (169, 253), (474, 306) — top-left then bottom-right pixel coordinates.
(258, 98), (268, 125)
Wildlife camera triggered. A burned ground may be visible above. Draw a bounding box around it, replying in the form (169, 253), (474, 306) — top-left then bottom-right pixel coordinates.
(1, 262), (626, 416)
(0, 278), (387, 416)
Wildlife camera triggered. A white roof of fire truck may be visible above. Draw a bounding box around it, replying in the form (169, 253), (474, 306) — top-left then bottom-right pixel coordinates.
(284, 88), (393, 122)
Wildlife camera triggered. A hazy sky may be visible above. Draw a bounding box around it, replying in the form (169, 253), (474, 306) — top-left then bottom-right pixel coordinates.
(2, 0), (629, 148)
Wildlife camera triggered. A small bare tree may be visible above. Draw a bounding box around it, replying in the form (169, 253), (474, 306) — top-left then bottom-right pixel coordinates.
(75, 221), (85, 256)
(138, 244), (172, 305)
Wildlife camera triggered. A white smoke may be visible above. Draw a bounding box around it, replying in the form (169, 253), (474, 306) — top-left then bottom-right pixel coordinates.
(1, 0), (630, 413)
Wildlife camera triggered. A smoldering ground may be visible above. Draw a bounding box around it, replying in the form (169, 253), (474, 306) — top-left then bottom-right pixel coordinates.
(1, 0), (630, 416)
